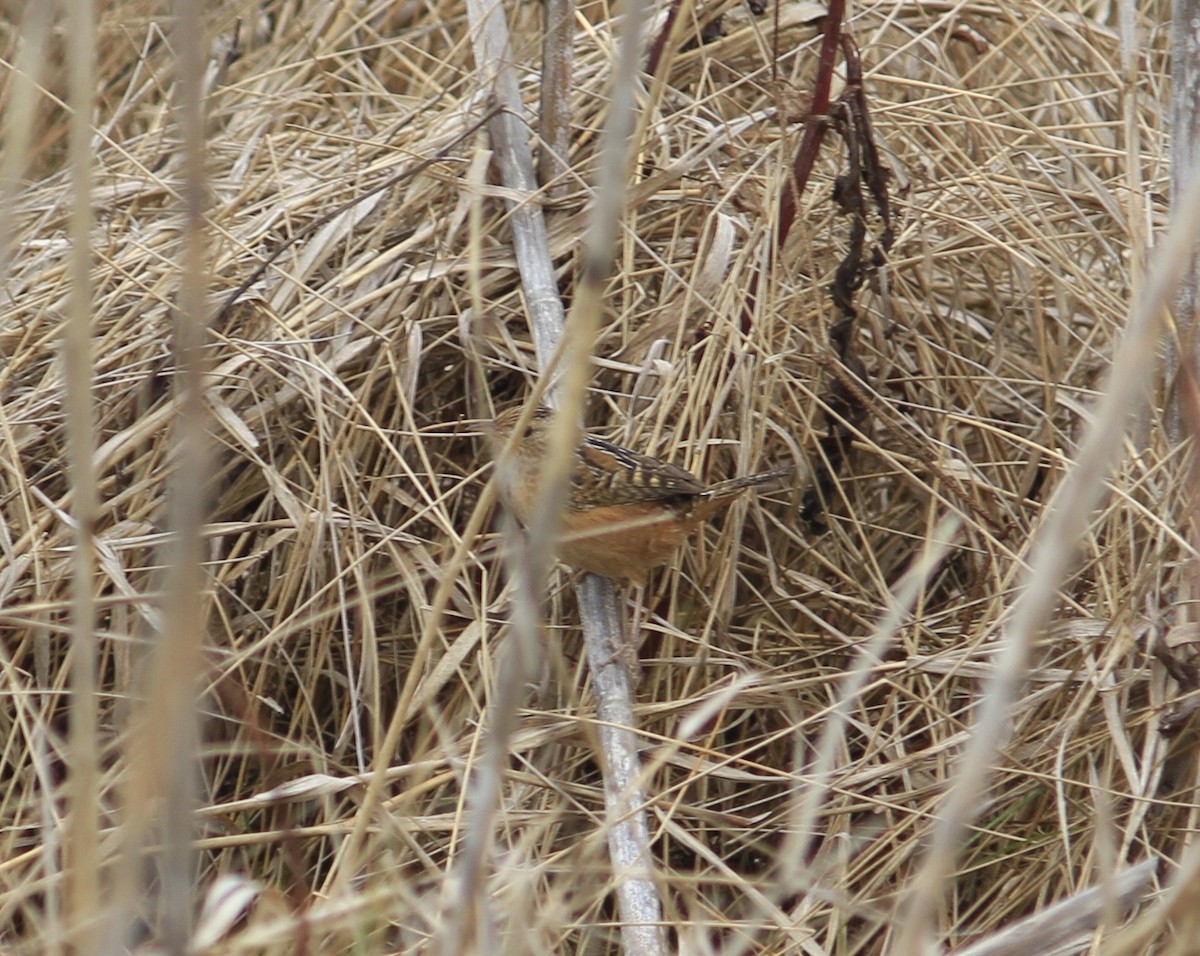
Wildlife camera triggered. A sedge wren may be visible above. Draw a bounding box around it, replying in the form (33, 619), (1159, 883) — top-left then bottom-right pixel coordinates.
(490, 405), (790, 587)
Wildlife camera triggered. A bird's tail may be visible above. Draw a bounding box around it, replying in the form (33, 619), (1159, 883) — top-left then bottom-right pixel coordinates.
(705, 467), (794, 499)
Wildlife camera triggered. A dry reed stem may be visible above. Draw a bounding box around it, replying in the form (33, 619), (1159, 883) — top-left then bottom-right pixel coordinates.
(0, 0), (1186, 953)
(62, 0), (100, 950)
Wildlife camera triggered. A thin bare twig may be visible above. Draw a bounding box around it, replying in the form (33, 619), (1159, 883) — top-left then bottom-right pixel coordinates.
(539, 0), (574, 199)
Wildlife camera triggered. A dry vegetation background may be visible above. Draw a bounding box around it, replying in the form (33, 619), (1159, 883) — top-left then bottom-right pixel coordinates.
(0, 0), (1192, 952)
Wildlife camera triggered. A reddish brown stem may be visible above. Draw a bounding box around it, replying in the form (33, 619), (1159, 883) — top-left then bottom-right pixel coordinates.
(740, 1), (844, 334)
(776, 0), (844, 249)
(645, 0), (682, 77)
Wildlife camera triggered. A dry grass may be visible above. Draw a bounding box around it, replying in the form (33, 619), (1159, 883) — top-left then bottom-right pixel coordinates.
(0, 0), (1190, 952)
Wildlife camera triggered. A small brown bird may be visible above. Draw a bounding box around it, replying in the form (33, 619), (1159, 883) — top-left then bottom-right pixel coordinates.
(490, 405), (789, 586)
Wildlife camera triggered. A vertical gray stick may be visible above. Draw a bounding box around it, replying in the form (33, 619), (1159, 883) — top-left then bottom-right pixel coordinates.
(1169, 0), (1200, 441)
(540, 0), (576, 199)
(463, 0), (667, 952)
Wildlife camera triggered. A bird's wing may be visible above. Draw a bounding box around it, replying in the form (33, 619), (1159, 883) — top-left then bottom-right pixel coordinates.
(574, 435), (705, 507)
